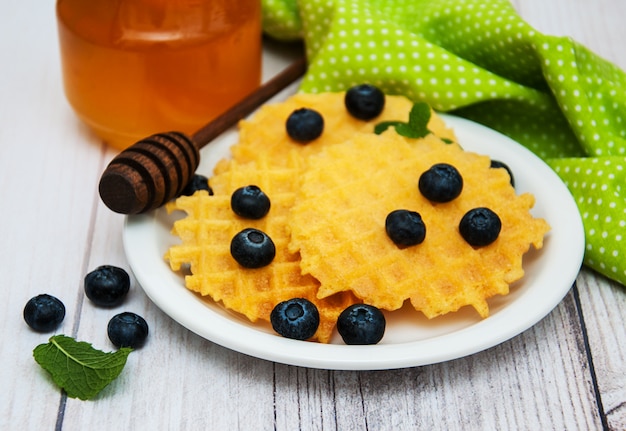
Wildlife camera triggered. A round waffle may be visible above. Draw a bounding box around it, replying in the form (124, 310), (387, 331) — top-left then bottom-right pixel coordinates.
(166, 152), (358, 343)
(287, 131), (550, 318)
(223, 91), (456, 170)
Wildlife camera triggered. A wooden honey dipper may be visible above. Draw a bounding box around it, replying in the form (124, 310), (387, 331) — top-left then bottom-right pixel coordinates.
(99, 57), (307, 215)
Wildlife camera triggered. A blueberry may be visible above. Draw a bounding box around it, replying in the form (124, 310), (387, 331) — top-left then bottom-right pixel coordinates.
(231, 185), (271, 219)
(419, 163), (463, 202)
(23, 294), (65, 332)
(286, 108), (324, 142)
(385, 209), (426, 247)
(180, 174), (213, 196)
(337, 304), (386, 345)
(490, 160), (515, 187)
(270, 298), (320, 340)
(84, 265), (130, 307)
(344, 84), (385, 120)
(459, 207), (502, 247)
(107, 312), (149, 349)
(230, 228), (276, 268)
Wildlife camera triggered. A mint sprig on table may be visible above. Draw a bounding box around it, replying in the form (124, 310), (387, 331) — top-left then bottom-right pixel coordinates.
(33, 334), (132, 400)
(375, 102), (454, 143)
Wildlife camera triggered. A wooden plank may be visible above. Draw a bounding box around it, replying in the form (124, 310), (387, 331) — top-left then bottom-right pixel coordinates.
(0, 3), (104, 430)
(577, 271), (626, 430)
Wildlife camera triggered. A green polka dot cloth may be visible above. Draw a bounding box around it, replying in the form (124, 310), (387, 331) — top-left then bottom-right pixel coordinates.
(262, 0), (626, 287)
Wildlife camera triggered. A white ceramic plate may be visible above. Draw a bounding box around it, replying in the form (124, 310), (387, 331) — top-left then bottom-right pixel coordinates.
(123, 113), (584, 370)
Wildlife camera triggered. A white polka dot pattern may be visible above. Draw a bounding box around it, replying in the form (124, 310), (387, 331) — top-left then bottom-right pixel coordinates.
(262, 0), (626, 286)
(549, 157), (626, 282)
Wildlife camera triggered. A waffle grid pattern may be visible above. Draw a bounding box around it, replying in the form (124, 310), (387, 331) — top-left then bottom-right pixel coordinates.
(166, 152), (356, 342)
(288, 132), (549, 318)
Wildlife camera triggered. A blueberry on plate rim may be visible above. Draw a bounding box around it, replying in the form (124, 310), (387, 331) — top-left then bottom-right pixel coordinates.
(344, 84), (386, 120)
(23, 294), (66, 332)
(230, 228), (276, 268)
(459, 207), (502, 247)
(286, 108), (324, 142)
(84, 265), (131, 307)
(107, 312), (149, 349)
(418, 163), (463, 203)
(231, 185), (271, 219)
(385, 209), (426, 247)
(270, 298), (320, 340)
(337, 304), (386, 345)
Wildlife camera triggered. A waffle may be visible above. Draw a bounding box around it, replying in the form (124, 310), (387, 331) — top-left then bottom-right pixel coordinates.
(287, 131), (550, 318)
(165, 151), (358, 343)
(223, 92), (457, 170)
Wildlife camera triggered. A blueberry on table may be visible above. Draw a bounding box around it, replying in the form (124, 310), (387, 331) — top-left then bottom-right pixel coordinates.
(107, 312), (149, 349)
(270, 298), (320, 340)
(490, 160), (515, 187)
(286, 108), (324, 142)
(337, 304), (386, 345)
(230, 228), (276, 268)
(385, 209), (426, 247)
(344, 84), (385, 120)
(84, 265), (130, 307)
(180, 174), (213, 196)
(23, 294), (66, 332)
(459, 207), (502, 247)
(419, 163), (463, 203)
(231, 185), (271, 219)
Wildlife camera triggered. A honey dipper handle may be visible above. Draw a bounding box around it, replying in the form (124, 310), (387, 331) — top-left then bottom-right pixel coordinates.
(192, 56), (307, 147)
(99, 57), (307, 215)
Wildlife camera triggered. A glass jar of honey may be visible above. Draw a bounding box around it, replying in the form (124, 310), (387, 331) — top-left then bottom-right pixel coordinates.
(56, 0), (262, 149)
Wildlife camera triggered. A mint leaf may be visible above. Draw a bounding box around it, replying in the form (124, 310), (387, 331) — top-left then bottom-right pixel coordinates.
(375, 102), (445, 140)
(407, 102), (432, 138)
(395, 122), (423, 139)
(33, 335), (132, 400)
(374, 120), (402, 135)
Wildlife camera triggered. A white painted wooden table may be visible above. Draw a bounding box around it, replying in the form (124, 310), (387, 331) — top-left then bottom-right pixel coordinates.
(2, 1), (625, 430)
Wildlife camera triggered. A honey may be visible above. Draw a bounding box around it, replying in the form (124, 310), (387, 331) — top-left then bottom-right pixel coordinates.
(57, 0), (262, 149)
